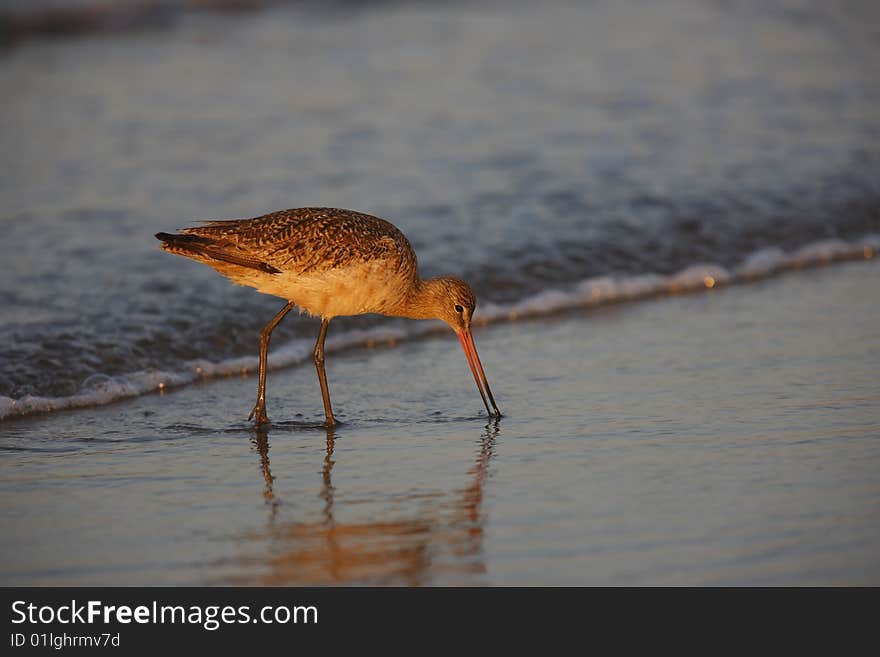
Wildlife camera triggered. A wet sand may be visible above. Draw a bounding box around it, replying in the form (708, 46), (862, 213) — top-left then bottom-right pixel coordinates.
(1, 258), (879, 585)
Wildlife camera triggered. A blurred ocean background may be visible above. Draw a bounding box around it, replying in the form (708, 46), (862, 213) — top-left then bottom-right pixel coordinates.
(1, 0), (878, 417)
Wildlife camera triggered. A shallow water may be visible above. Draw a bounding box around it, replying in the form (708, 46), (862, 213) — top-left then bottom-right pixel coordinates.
(1, 259), (878, 585)
(1, 0), (879, 411)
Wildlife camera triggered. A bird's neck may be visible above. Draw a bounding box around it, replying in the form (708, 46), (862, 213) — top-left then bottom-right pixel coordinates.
(396, 276), (447, 320)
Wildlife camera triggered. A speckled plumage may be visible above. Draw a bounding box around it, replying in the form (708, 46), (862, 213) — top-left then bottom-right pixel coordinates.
(160, 207), (420, 319)
(181, 207), (418, 276)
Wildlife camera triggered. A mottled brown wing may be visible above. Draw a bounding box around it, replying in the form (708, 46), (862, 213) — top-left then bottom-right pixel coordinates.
(180, 207), (417, 276)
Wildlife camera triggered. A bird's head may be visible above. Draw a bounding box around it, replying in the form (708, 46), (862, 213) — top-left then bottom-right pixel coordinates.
(423, 276), (477, 332)
(418, 276), (501, 418)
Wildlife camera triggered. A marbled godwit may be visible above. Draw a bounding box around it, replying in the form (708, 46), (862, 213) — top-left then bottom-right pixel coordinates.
(156, 207), (501, 427)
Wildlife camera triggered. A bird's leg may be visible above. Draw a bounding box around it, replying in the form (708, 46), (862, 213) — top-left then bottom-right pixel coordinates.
(313, 318), (335, 427)
(248, 301), (295, 425)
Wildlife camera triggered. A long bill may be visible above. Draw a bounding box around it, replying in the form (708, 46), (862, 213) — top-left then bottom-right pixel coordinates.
(457, 327), (502, 418)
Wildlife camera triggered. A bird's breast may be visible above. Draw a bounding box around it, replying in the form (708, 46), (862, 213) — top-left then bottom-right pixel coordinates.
(251, 260), (410, 319)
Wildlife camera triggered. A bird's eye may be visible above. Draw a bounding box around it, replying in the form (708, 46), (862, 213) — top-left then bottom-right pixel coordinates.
(454, 304), (464, 314)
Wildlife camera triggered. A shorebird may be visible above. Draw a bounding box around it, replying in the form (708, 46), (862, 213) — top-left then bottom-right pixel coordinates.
(156, 207), (501, 427)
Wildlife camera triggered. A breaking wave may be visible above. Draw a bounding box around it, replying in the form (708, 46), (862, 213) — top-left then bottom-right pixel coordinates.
(2, 233), (876, 421)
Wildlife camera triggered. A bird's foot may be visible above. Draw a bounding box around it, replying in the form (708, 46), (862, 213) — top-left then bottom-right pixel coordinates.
(248, 401), (269, 426)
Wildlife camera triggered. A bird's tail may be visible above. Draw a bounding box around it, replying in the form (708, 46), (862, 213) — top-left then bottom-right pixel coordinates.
(155, 232), (281, 274)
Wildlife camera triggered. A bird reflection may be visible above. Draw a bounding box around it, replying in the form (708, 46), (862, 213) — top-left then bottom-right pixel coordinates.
(242, 420), (499, 585)
(251, 427), (279, 520)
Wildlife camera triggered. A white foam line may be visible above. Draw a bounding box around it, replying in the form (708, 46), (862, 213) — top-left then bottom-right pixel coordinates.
(1, 233), (876, 421)
(475, 235), (877, 325)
